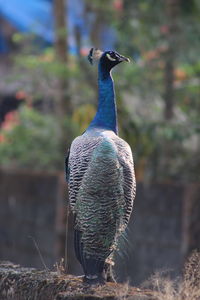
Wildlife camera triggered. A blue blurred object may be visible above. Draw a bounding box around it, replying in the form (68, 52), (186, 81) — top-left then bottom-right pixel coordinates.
(0, 0), (116, 54)
(0, 0), (54, 42)
(0, 30), (8, 53)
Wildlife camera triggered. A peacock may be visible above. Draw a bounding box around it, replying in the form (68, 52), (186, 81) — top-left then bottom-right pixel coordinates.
(65, 48), (136, 284)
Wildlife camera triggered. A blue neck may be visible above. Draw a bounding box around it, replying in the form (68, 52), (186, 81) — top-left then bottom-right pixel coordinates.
(87, 64), (118, 134)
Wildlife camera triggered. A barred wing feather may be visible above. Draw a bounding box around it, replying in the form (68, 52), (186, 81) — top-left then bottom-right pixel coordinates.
(67, 131), (136, 231)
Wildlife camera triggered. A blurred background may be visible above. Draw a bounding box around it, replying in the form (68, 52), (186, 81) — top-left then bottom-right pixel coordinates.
(0, 0), (199, 285)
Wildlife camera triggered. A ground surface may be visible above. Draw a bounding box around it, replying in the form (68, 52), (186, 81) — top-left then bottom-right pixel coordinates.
(0, 262), (154, 300)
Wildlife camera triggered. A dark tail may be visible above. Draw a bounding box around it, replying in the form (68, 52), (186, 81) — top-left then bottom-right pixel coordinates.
(74, 229), (105, 284)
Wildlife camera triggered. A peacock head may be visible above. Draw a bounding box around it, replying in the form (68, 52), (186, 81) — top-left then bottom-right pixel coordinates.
(88, 48), (130, 71)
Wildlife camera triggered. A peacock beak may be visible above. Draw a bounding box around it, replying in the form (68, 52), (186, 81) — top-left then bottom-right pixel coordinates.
(119, 55), (130, 62)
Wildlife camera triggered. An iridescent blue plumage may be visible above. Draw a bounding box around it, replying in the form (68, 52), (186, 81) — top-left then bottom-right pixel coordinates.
(66, 48), (136, 284)
(88, 68), (117, 134)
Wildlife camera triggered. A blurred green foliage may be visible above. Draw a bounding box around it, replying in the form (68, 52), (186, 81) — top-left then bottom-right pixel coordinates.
(115, 0), (200, 182)
(0, 106), (79, 170)
(120, 114), (200, 181)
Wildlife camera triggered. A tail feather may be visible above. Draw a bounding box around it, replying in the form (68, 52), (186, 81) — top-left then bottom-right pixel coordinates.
(74, 229), (84, 265)
(74, 229), (105, 284)
(83, 256), (105, 284)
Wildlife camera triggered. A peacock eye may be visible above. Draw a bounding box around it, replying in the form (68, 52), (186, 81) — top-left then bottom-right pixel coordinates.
(106, 53), (116, 61)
